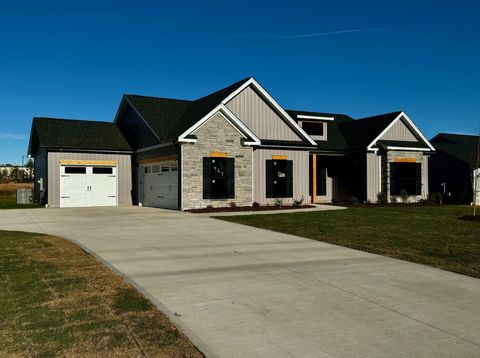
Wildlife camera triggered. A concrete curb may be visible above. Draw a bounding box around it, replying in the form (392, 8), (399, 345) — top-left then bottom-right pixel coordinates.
(67, 238), (218, 358)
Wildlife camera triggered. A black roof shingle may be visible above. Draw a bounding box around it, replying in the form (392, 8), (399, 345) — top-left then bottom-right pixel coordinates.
(29, 117), (132, 155)
(431, 133), (480, 167)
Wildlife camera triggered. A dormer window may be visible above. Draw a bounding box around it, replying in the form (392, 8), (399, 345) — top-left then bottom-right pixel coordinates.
(301, 121), (324, 136)
(297, 114), (333, 141)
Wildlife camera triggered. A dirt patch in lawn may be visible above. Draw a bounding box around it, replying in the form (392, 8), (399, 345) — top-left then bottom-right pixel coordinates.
(188, 205), (314, 213)
(0, 230), (203, 357)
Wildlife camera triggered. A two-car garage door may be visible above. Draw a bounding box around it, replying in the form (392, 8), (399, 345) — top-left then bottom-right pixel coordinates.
(60, 165), (117, 208)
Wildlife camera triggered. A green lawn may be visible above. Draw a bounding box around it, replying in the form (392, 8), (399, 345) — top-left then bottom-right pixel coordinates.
(0, 196), (39, 209)
(218, 205), (480, 278)
(0, 231), (201, 357)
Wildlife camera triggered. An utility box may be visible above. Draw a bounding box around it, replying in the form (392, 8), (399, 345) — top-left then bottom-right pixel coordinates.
(16, 189), (32, 204)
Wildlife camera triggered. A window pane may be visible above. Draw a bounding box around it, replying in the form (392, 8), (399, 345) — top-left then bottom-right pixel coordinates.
(65, 166), (86, 174)
(161, 165), (169, 172)
(152, 165), (160, 173)
(144, 167), (151, 174)
(92, 167), (113, 174)
(390, 163), (420, 195)
(302, 122), (324, 136)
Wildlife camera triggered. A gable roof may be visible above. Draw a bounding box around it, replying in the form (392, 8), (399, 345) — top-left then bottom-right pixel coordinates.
(431, 133), (480, 167)
(119, 78), (251, 143)
(340, 111), (403, 151)
(28, 117), (132, 155)
(119, 78), (316, 146)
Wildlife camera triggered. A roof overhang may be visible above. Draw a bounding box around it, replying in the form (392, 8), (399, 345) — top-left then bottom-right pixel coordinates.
(366, 111), (435, 151)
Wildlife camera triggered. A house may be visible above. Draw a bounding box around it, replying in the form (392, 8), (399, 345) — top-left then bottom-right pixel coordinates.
(429, 133), (480, 204)
(28, 77), (435, 209)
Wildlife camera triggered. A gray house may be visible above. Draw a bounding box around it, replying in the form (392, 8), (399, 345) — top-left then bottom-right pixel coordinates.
(28, 77), (435, 209)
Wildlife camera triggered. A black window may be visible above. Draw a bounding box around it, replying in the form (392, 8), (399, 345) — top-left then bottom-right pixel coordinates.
(203, 157), (235, 199)
(92, 167), (113, 174)
(65, 166), (86, 174)
(390, 162), (421, 195)
(266, 160), (293, 198)
(309, 156), (327, 197)
(302, 122), (324, 136)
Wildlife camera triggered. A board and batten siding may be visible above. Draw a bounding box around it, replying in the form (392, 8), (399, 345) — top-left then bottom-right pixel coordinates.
(380, 118), (418, 142)
(225, 86), (302, 141)
(47, 151), (132, 207)
(33, 147), (48, 203)
(366, 152), (381, 203)
(253, 149), (309, 205)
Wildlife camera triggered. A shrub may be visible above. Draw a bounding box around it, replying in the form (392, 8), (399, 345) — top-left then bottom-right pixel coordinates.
(206, 204), (214, 211)
(346, 196), (359, 205)
(377, 191), (388, 204)
(252, 201), (260, 208)
(428, 192), (443, 204)
(228, 201), (237, 209)
(399, 189), (410, 203)
(274, 198), (283, 207)
(292, 195), (304, 207)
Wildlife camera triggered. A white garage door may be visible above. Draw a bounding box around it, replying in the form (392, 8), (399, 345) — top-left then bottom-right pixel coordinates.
(60, 166), (117, 208)
(140, 161), (178, 209)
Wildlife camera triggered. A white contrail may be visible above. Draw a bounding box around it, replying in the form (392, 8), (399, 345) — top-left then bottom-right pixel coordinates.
(0, 132), (26, 140)
(229, 28), (393, 39)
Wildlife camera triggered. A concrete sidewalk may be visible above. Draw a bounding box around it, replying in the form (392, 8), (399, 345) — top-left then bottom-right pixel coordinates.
(1, 207), (480, 357)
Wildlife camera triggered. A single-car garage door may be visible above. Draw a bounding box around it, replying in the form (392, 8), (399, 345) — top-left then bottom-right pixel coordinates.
(60, 165), (117, 207)
(140, 161), (178, 209)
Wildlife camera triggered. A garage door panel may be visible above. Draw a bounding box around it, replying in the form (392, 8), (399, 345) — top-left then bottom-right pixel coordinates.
(141, 162), (178, 209)
(60, 165), (117, 208)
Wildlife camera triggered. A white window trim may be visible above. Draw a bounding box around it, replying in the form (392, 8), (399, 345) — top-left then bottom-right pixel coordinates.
(297, 114), (334, 121)
(366, 111), (435, 151)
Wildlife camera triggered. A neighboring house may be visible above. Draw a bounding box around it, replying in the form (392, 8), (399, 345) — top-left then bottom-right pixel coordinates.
(28, 77), (435, 209)
(429, 133), (480, 204)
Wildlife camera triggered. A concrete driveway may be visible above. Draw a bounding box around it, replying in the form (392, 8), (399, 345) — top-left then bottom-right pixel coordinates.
(1, 207), (480, 357)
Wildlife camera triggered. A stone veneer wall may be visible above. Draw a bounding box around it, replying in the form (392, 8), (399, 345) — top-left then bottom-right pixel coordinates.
(382, 150), (428, 202)
(181, 112), (253, 210)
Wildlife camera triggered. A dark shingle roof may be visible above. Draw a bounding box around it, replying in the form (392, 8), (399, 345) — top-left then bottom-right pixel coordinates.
(124, 78), (251, 142)
(29, 117), (132, 155)
(431, 133), (480, 167)
(287, 110), (406, 152)
(286, 110), (354, 151)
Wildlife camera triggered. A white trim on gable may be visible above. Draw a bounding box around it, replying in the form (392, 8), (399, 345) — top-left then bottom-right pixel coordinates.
(386, 146), (432, 152)
(297, 114), (334, 121)
(366, 111), (435, 151)
(221, 78), (317, 146)
(177, 104), (261, 145)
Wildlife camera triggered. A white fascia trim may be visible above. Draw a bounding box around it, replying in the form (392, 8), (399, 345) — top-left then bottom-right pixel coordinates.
(366, 111), (435, 151)
(221, 78), (317, 146)
(386, 146), (432, 152)
(399, 112), (436, 151)
(297, 114), (334, 121)
(177, 104), (261, 145)
(135, 142), (173, 153)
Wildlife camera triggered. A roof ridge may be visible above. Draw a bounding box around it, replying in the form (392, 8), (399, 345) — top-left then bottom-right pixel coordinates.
(354, 111), (403, 121)
(124, 94), (193, 102)
(34, 117), (113, 124)
(437, 132), (480, 138)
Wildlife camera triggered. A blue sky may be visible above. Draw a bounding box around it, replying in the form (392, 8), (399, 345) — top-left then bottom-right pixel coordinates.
(0, 0), (479, 164)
